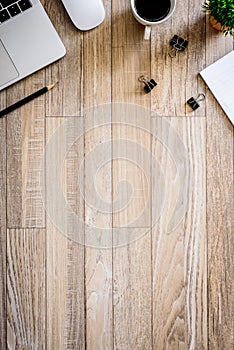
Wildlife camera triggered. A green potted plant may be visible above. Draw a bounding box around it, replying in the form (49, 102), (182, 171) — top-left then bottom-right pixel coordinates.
(202, 0), (234, 37)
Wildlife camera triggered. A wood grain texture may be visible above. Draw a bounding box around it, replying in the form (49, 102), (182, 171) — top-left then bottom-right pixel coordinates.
(0, 116), (7, 350)
(46, 218), (68, 350)
(112, 0), (151, 107)
(205, 26), (233, 349)
(113, 234), (152, 350)
(112, 107), (152, 350)
(112, 1), (152, 349)
(0, 88), (6, 111)
(45, 0), (83, 117)
(151, 0), (187, 116)
(1, 0), (233, 348)
(84, 111), (113, 347)
(83, 1), (113, 347)
(46, 117), (85, 350)
(6, 73), (45, 228)
(47, 221), (85, 350)
(185, 0), (206, 116)
(151, 0), (206, 117)
(151, 117), (207, 349)
(0, 227), (6, 350)
(7, 229), (46, 349)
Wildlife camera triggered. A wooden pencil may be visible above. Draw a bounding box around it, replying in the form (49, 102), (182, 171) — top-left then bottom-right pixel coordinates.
(0, 83), (57, 118)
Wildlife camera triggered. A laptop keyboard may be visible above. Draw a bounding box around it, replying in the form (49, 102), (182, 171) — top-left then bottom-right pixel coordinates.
(0, 0), (32, 24)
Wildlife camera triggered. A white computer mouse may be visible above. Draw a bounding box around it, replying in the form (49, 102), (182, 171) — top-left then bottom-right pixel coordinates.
(61, 0), (105, 31)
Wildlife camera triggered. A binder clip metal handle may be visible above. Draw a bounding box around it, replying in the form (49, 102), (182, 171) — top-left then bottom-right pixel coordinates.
(138, 75), (157, 93)
(187, 93), (205, 110)
(168, 47), (177, 58)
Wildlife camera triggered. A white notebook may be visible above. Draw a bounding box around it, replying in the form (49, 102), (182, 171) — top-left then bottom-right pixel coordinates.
(200, 50), (234, 125)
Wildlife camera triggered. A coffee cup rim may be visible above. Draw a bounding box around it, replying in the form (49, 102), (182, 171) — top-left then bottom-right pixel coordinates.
(130, 0), (176, 26)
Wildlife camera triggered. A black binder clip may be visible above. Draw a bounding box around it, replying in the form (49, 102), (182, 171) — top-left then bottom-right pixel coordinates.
(169, 35), (188, 58)
(187, 93), (205, 110)
(138, 75), (157, 93)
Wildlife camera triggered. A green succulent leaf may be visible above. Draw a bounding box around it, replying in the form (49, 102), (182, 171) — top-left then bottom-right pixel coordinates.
(201, 0), (234, 37)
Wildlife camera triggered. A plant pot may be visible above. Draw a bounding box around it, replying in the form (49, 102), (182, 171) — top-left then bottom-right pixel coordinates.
(209, 15), (229, 32)
(209, 15), (222, 30)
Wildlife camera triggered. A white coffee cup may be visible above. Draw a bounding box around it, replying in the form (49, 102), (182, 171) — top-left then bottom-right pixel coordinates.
(130, 0), (177, 40)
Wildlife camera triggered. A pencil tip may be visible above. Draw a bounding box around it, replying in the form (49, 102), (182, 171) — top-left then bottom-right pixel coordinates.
(47, 82), (59, 90)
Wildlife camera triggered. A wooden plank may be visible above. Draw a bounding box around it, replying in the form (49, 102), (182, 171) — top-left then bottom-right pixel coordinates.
(112, 0), (151, 107)
(185, 0), (206, 116)
(0, 88), (6, 110)
(0, 230), (6, 350)
(113, 234), (152, 349)
(83, 1), (113, 346)
(151, 0), (206, 117)
(6, 82), (23, 227)
(112, 1), (152, 348)
(0, 116), (6, 350)
(151, 117), (207, 349)
(151, 0), (189, 116)
(112, 106), (151, 229)
(112, 109), (152, 350)
(46, 218), (67, 350)
(205, 24), (233, 350)
(45, 0), (83, 117)
(84, 109), (113, 349)
(47, 221), (85, 350)
(45, 117), (85, 349)
(6, 73), (45, 228)
(7, 229), (46, 349)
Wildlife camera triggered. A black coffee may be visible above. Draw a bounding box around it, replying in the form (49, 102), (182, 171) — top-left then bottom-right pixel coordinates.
(135, 0), (171, 22)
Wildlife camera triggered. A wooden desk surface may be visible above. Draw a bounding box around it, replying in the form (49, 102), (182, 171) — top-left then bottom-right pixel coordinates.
(0, 0), (233, 349)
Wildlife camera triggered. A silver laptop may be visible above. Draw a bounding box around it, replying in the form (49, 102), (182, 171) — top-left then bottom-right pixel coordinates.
(0, 0), (66, 91)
